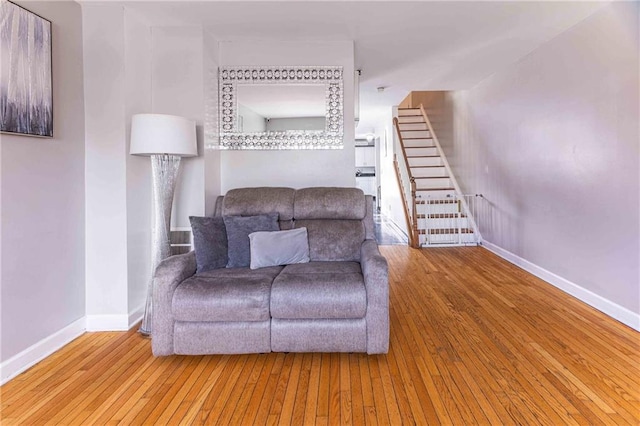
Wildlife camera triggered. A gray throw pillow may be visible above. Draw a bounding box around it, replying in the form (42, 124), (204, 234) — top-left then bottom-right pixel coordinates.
(189, 216), (228, 273)
(223, 213), (279, 268)
(249, 227), (310, 269)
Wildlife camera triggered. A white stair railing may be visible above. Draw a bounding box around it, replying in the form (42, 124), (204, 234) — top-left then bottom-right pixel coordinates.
(417, 194), (484, 246)
(418, 105), (482, 240)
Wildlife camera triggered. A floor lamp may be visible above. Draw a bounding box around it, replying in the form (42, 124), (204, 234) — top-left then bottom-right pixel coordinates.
(130, 114), (197, 336)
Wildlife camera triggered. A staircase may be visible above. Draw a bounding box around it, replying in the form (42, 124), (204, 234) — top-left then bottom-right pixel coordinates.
(393, 105), (482, 248)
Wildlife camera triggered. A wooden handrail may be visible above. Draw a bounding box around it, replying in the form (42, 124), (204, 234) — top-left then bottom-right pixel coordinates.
(393, 156), (416, 247)
(393, 117), (414, 182)
(393, 117), (420, 248)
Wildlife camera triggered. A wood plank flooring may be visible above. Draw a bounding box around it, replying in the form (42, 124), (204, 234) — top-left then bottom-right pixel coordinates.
(1, 246), (639, 425)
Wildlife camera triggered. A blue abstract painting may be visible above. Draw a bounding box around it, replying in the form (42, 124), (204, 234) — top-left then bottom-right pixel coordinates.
(0, 0), (52, 137)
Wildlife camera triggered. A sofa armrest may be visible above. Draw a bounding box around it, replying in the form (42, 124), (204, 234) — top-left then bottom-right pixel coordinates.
(151, 251), (197, 356)
(360, 239), (389, 354)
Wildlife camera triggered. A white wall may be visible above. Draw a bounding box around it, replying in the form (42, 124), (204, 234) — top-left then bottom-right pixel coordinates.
(439, 2), (639, 323)
(83, 5), (159, 328)
(266, 117), (325, 132)
(83, 13), (216, 330)
(238, 104), (266, 133)
(124, 10), (152, 318)
(152, 26), (206, 227)
(1, 0), (85, 362)
(218, 41), (355, 192)
(203, 30), (221, 215)
(83, 5), (130, 325)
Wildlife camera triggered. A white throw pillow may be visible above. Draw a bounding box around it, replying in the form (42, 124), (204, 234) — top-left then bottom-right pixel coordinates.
(249, 227), (310, 269)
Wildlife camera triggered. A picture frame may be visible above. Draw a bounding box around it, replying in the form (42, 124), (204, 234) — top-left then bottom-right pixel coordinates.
(0, 0), (53, 138)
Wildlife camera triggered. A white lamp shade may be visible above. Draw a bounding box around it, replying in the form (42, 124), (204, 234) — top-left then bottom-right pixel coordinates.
(130, 114), (197, 157)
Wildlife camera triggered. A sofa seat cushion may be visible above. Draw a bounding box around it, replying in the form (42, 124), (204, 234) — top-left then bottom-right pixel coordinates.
(196, 266), (283, 280)
(271, 262), (366, 319)
(173, 266), (283, 322)
(280, 261), (361, 275)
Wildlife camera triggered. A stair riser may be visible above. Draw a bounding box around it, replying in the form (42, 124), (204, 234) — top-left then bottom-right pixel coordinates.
(416, 189), (456, 198)
(397, 116), (424, 124)
(401, 130), (431, 139)
(412, 168), (448, 178)
(417, 203), (460, 214)
(403, 139), (433, 148)
(398, 109), (421, 117)
(418, 218), (470, 229)
(408, 157), (442, 167)
(420, 233), (477, 245)
(405, 147), (438, 157)
(398, 123), (428, 131)
(415, 178), (451, 189)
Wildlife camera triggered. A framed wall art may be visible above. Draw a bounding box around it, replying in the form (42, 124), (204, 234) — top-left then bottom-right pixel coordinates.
(0, 0), (53, 138)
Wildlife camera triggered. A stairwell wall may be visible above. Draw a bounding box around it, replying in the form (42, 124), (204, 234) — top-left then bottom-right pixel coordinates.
(438, 2), (639, 325)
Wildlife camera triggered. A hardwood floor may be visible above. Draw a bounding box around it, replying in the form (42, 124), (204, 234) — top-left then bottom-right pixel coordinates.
(1, 246), (638, 425)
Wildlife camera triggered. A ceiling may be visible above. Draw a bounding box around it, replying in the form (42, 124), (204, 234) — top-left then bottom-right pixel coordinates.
(112, 0), (607, 134)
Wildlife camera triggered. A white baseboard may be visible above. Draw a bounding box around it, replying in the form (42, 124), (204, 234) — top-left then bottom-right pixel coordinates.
(0, 317), (86, 385)
(86, 314), (129, 331)
(86, 305), (145, 332)
(482, 241), (640, 331)
(128, 304), (144, 329)
(1, 307), (145, 385)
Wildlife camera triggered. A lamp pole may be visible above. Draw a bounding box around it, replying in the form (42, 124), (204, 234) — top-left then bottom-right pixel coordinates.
(139, 154), (182, 336)
(130, 114), (197, 336)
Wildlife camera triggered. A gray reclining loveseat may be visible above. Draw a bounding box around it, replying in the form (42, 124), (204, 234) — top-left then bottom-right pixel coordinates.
(152, 187), (389, 356)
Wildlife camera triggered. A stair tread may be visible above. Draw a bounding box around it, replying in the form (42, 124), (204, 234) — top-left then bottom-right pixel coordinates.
(416, 187), (455, 191)
(414, 176), (450, 179)
(417, 213), (467, 219)
(419, 228), (474, 235)
(410, 165), (445, 168)
(416, 199), (459, 204)
(402, 137), (433, 140)
(398, 121), (425, 124)
(420, 199), (459, 204)
(416, 200), (459, 205)
(408, 155), (441, 158)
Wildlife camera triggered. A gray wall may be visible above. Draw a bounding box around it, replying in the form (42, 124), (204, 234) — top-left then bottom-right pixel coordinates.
(438, 2), (639, 315)
(1, 1), (85, 360)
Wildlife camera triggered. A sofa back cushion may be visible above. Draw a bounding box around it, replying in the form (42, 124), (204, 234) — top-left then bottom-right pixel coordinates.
(295, 219), (364, 261)
(218, 187), (368, 262)
(293, 187), (366, 262)
(294, 187), (366, 220)
(222, 187), (295, 230)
